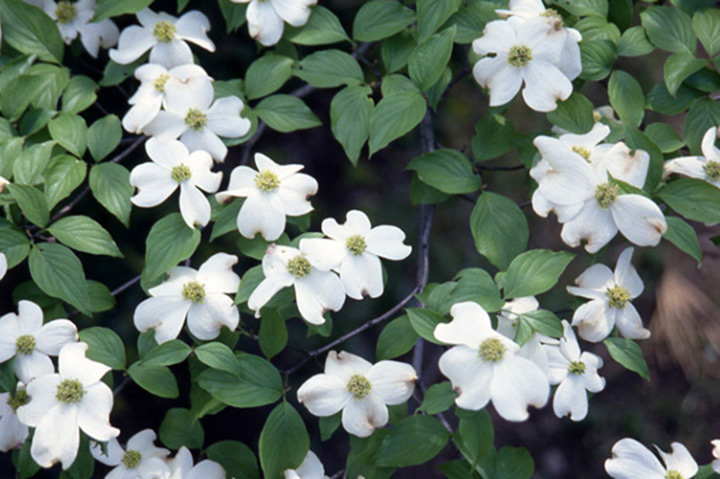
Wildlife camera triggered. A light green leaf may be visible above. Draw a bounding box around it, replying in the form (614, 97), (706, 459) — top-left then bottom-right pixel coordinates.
(694, 8), (720, 57)
(455, 408), (493, 468)
(0, 0), (64, 63)
(368, 92), (426, 155)
(259, 402), (309, 479)
(94, 0), (153, 22)
(194, 342), (240, 375)
(502, 249), (575, 299)
(78, 327), (126, 370)
(218, 0), (247, 33)
(14, 140), (56, 186)
(553, 0), (608, 17)
(144, 213), (201, 281)
(407, 148), (480, 194)
(470, 192), (528, 270)
(684, 98), (720, 154)
(376, 316), (419, 360)
(141, 340), (192, 367)
(294, 50), (364, 88)
(353, 0), (416, 42)
(258, 309), (288, 359)
(286, 6), (350, 45)
(479, 446), (534, 479)
(445, 0), (499, 44)
(205, 441), (260, 479)
(608, 70), (644, 128)
(604, 337), (650, 380)
(197, 353), (283, 408)
(408, 27), (456, 91)
(0, 221), (31, 268)
(330, 85), (373, 165)
(1, 75), (46, 121)
(658, 178), (720, 224)
(255, 95), (321, 133)
(48, 114), (88, 158)
(641, 6), (696, 54)
(376, 415), (450, 467)
(7, 184), (49, 227)
(546, 93), (595, 134)
(645, 122), (684, 153)
(382, 31), (416, 73)
(245, 55), (295, 100)
(417, 381), (457, 415)
(44, 154), (87, 209)
(127, 362), (179, 398)
(617, 26), (654, 57)
(664, 216), (702, 265)
(381, 74), (420, 96)
(62, 76), (98, 115)
(87, 115), (122, 162)
(518, 310), (564, 339)
(28, 243), (91, 315)
(407, 308), (447, 345)
(89, 163), (134, 226)
(664, 53), (706, 96)
(416, 0), (462, 43)
(49, 215), (122, 258)
(579, 40), (616, 81)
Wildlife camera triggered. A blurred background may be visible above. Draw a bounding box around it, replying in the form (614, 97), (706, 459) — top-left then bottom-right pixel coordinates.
(1, 0), (720, 478)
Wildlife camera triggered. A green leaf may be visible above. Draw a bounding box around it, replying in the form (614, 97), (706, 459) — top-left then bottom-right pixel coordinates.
(286, 6), (350, 45)
(417, 0), (462, 43)
(255, 95), (321, 133)
(294, 50), (364, 88)
(258, 308), (288, 359)
(0, 221), (31, 268)
(382, 31), (416, 73)
(554, 0), (608, 17)
(479, 446), (534, 479)
(1, 75), (47, 122)
(407, 308), (447, 345)
(518, 310), (564, 339)
(353, 0), (416, 42)
(14, 140), (55, 186)
(546, 93), (595, 134)
(259, 402), (309, 479)
(141, 340), (192, 367)
(87, 115), (122, 162)
(408, 28), (456, 91)
(604, 337), (650, 380)
(694, 8), (720, 57)
(502, 250), (575, 299)
(87, 281), (115, 313)
(218, 0), (247, 32)
(658, 178), (720, 224)
(0, 0), (64, 63)
(44, 154), (87, 209)
(664, 216), (702, 265)
(381, 74), (420, 96)
(684, 98), (720, 154)
(144, 213), (201, 281)
(88, 163), (133, 227)
(194, 342), (239, 375)
(407, 148), (480, 194)
(471, 114), (516, 161)
(330, 85), (373, 165)
(470, 192), (529, 270)
(376, 415), (450, 467)
(197, 353), (283, 408)
(159, 408), (204, 449)
(579, 40), (616, 81)
(455, 408), (493, 468)
(664, 53), (706, 96)
(94, 0), (153, 22)
(445, 0), (499, 44)
(78, 327), (126, 370)
(127, 362), (179, 398)
(617, 26), (654, 57)
(62, 76), (98, 115)
(48, 114), (87, 158)
(28, 243), (91, 315)
(49, 216), (123, 258)
(369, 92), (427, 155)
(205, 441), (260, 479)
(645, 123), (684, 153)
(575, 17), (621, 44)
(7, 184), (49, 227)
(417, 381), (457, 415)
(376, 315), (418, 360)
(245, 55), (295, 100)
(319, 414), (341, 441)
(608, 70), (644, 128)
(641, 6), (696, 54)
(423, 268), (504, 314)
(211, 199), (242, 241)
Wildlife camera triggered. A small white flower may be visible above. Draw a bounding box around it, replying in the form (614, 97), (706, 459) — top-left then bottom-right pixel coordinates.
(134, 253), (240, 344)
(28, 0), (119, 58)
(248, 245), (345, 325)
(231, 0), (317, 47)
(123, 63), (212, 134)
(496, 296), (557, 373)
(664, 126), (720, 189)
(284, 451), (328, 479)
(109, 8), (215, 68)
(605, 438), (698, 479)
(216, 154), (318, 241)
(0, 383), (30, 452)
(17, 342), (120, 469)
(0, 300), (78, 383)
(711, 440), (720, 474)
(434, 301), (549, 422)
(546, 321), (605, 421)
(90, 429), (169, 479)
(143, 78), (251, 162)
(137, 446), (225, 479)
(534, 135), (667, 252)
(301, 210), (412, 300)
(472, 17), (573, 112)
(567, 247), (649, 342)
(297, 351), (416, 438)
(130, 139), (221, 228)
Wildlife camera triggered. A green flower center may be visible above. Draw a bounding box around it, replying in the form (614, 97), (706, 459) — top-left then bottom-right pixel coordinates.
(182, 281), (206, 303)
(568, 361), (586, 375)
(154, 73), (170, 92)
(171, 163), (192, 183)
(507, 45), (532, 68)
(479, 338), (506, 363)
(595, 182), (619, 208)
(606, 285), (631, 308)
(346, 374), (372, 399)
(665, 471), (683, 479)
(6, 389), (29, 412)
(254, 170), (281, 192)
(56, 379), (85, 404)
(704, 160), (720, 181)
(286, 256), (311, 279)
(121, 450), (142, 469)
(153, 20), (177, 43)
(346, 235), (367, 256)
(55, 1), (77, 23)
(572, 146), (592, 162)
(15, 335), (36, 355)
(184, 108), (207, 132)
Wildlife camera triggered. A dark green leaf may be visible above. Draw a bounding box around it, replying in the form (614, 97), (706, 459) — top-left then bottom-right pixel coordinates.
(49, 216), (123, 258)
(353, 0), (416, 42)
(604, 337), (650, 380)
(159, 408), (204, 449)
(259, 402), (309, 479)
(470, 192), (528, 270)
(376, 415), (450, 467)
(255, 95), (322, 133)
(78, 327), (126, 370)
(664, 216), (702, 265)
(144, 213), (201, 281)
(28, 243), (91, 315)
(502, 250), (575, 299)
(658, 178), (720, 224)
(376, 316), (419, 360)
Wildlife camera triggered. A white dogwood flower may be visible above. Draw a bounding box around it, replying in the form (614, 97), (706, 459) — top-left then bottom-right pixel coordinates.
(248, 245), (345, 325)
(90, 429), (169, 479)
(297, 351), (416, 438)
(301, 210), (412, 300)
(285, 451), (328, 479)
(109, 9), (215, 68)
(472, 17), (572, 112)
(0, 383), (29, 452)
(568, 247), (649, 342)
(134, 253), (240, 344)
(546, 321), (605, 421)
(216, 154), (318, 241)
(712, 440), (720, 474)
(17, 342), (119, 469)
(496, 296), (557, 373)
(27, 0), (119, 58)
(231, 0), (317, 47)
(123, 63), (212, 134)
(143, 79), (251, 162)
(0, 253), (6, 282)
(664, 126), (720, 189)
(434, 301), (549, 422)
(605, 438), (698, 479)
(130, 139), (221, 228)
(0, 300), (78, 383)
(534, 135), (667, 252)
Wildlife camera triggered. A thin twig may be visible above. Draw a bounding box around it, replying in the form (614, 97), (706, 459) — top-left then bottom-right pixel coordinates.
(111, 136), (145, 163)
(476, 163), (525, 171)
(111, 275), (141, 297)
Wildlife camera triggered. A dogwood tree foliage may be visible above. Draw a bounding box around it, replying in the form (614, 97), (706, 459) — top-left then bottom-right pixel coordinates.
(0, 0), (720, 478)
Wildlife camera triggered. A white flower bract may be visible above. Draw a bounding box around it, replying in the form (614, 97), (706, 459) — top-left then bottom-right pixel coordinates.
(663, 126), (720, 190)
(90, 429), (169, 479)
(605, 438), (698, 479)
(297, 351), (416, 438)
(712, 440), (720, 474)
(0, 383), (30, 453)
(231, 0), (317, 47)
(496, 296), (557, 373)
(284, 451), (328, 479)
